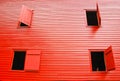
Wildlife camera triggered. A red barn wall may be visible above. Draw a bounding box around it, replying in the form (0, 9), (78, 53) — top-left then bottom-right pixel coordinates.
(0, 0), (120, 81)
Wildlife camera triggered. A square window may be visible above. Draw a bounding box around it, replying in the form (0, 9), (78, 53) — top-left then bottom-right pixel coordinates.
(85, 4), (101, 27)
(12, 51), (26, 70)
(90, 46), (115, 72)
(86, 11), (98, 26)
(18, 5), (33, 28)
(91, 51), (106, 71)
(12, 50), (41, 71)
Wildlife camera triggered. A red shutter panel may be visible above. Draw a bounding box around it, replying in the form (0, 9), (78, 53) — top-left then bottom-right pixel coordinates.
(104, 46), (115, 71)
(19, 5), (33, 27)
(27, 50), (40, 54)
(25, 50), (41, 71)
(96, 3), (101, 26)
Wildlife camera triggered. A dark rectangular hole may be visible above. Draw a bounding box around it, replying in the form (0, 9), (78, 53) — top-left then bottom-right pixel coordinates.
(86, 11), (98, 26)
(91, 51), (106, 71)
(20, 22), (28, 27)
(12, 51), (26, 70)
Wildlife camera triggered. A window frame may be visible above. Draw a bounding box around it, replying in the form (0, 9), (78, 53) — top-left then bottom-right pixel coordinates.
(18, 5), (33, 28)
(85, 4), (101, 27)
(11, 50), (26, 71)
(89, 49), (107, 72)
(11, 49), (41, 72)
(89, 47), (115, 72)
(85, 9), (99, 27)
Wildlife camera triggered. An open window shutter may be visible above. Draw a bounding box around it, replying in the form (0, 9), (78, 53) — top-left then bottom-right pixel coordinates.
(96, 3), (101, 26)
(25, 50), (41, 71)
(19, 5), (33, 27)
(104, 46), (115, 71)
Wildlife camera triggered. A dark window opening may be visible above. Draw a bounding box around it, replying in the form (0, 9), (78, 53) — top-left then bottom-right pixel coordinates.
(86, 11), (98, 26)
(20, 22), (28, 27)
(91, 51), (106, 71)
(12, 51), (26, 70)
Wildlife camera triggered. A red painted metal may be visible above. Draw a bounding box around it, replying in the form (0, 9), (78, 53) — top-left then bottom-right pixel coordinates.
(25, 50), (41, 71)
(105, 46), (115, 71)
(0, 0), (120, 81)
(96, 3), (101, 26)
(18, 5), (33, 27)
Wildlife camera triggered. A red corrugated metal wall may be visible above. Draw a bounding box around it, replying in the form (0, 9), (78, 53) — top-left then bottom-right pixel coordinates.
(0, 0), (120, 81)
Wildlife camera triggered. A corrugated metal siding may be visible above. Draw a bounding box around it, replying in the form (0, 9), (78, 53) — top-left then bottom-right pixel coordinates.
(0, 0), (120, 81)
